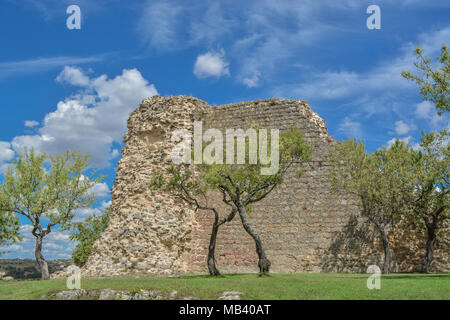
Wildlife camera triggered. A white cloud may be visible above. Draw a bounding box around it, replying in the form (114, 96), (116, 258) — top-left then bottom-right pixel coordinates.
(90, 181), (110, 199)
(137, 0), (368, 87)
(135, 1), (450, 89)
(24, 120), (39, 128)
(242, 71), (261, 88)
(47, 232), (70, 242)
(137, 1), (184, 50)
(11, 67), (158, 168)
(0, 56), (102, 79)
(194, 49), (230, 79)
(188, 2), (237, 45)
(415, 101), (434, 119)
(415, 101), (448, 128)
(395, 120), (416, 135)
(0, 141), (15, 163)
(110, 149), (120, 159)
(56, 66), (90, 86)
(72, 200), (111, 223)
(338, 117), (362, 138)
(282, 48), (421, 104)
(274, 26), (450, 131)
(279, 26), (450, 100)
(0, 141), (15, 173)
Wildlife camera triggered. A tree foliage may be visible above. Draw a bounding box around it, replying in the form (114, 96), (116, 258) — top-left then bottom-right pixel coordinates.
(0, 212), (21, 257)
(403, 130), (449, 272)
(402, 45), (449, 115)
(70, 207), (110, 267)
(328, 139), (411, 273)
(151, 127), (311, 275)
(329, 131), (449, 273)
(0, 148), (104, 279)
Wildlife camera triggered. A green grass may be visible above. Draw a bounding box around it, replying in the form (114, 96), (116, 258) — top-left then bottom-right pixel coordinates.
(0, 273), (448, 300)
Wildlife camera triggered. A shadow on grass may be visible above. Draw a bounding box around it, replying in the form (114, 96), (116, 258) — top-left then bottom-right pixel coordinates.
(382, 274), (450, 280)
(172, 273), (264, 280)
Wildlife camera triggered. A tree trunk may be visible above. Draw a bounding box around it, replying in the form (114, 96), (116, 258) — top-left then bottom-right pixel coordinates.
(379, 228), (391, 274)
(237, 206), (271, 275)
(421, 228), (436, 273)
(35, 236), (50, 280)
(207, 220), (221, 276)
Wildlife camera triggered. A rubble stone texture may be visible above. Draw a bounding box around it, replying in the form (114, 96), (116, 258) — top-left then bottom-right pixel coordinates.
(82, 96), (449, 277)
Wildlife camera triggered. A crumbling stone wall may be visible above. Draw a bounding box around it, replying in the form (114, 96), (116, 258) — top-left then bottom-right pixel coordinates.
(82, 96), (449, 277)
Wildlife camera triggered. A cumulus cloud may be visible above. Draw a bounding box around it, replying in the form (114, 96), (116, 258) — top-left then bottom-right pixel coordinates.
(90, 181), (110, 199)
(24, 120), (39, 128)
(56, 65), (90, 86)
(395, 120), (416, 135)
(193, 49), (230, 79)
(0, 141), (15, 173)
(0, 141), (15, 163)
(11, 67), (158, 168)
(72, 200), (111, 223)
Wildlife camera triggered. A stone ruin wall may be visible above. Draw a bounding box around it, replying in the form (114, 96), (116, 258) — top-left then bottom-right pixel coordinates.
(82, 96), (449, 277)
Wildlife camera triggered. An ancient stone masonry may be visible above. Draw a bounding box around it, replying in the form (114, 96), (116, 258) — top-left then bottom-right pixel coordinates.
(82, 96), (449, 277)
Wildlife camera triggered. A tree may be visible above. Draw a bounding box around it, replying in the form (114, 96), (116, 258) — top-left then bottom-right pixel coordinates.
(401, 43), (449, 272)
(0, 211), (21, 257)
(0, 149), (104, 279)
(401, 44), (449, 115)
(328, 139), (410, 274)
(151, 167), (236, 276)
(70, 208), (110, 267)
(404, 130), (449, 272)
(152, 127), (311, 275)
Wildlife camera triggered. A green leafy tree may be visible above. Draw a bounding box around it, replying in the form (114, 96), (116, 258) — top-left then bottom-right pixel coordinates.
(0, 211), (21, 257)
(70, 208), (110, 267)
(328, 139), (411, 274)
(152, 127), (311, 275)
(0, 149), (104, 279)
(151, 167), (236, 276)
(402, 44), (449, 115)
(401, 43), (449, 271)
(404, 130), (449, 272)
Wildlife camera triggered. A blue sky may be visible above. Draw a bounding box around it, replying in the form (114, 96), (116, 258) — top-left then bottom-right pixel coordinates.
(0, 0), (449, 259)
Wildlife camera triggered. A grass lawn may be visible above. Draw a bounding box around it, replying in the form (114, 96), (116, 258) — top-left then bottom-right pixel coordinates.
(0, 273), (448, 300)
